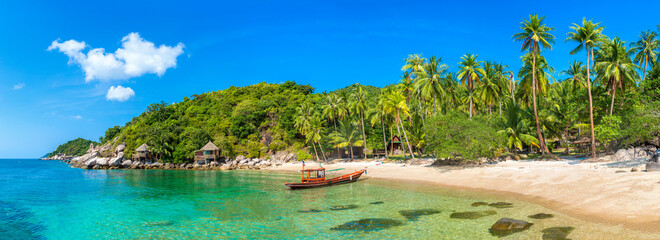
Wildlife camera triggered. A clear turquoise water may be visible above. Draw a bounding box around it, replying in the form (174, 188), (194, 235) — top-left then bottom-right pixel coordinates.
(1, 159), (656, 239)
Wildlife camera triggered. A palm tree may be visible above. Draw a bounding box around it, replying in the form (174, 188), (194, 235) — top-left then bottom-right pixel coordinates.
(322, 93), (343, 130)
(630, 30), (659, 81)
(560, 60), (587, 93)
(307, 115), (327, 161)
(351, 86), (369, 159)
(441, 72), (461, 112)
(478, 61), (501, 115)
(295, 103), (318, 159)
(493, 62), (512, 116)
(513, 14), (555, 157)
(399, 71), (415, 105)
(517, 53), (555, 103)
(498, 101), (540, 156)
(367, 91), (392, 159)
(382, 90), (415, 159)
(595, 37), (641, 115)
(566, 18), (605, 158)
(457, 53), (485, 120)
(330, 120), (363, 160)
(419, 56), (448, 115)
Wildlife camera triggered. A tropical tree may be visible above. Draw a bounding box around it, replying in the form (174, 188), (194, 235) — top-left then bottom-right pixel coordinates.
(498, 101), (540, 156)
(560, 60), (587, 93)
(477, 61), (502, 115)
(419, 56), (448, 115)
(322, 93), (343, 130)
(329, 120), (364, 159)
(457, 53), (485, 120)
(382, 90), (415, 159)
(630, 30), (659, 81)
(367, 92), (392, 159)
(566, 18), (605, 157)
(306, 115), (327, 161)
(351, 86), (369, 159)
(513, 14), (555, 157)
(595, 37), (641, 115)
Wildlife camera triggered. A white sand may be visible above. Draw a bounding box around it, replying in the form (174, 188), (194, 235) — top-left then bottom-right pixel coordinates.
(268, 160), (660, 231)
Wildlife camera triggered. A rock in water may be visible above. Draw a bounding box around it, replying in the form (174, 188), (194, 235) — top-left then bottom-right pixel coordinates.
(369, 201), (384, 205)
(143, 220), (175, 227)
(450, 210), (497, 219)
(330, 218), (404, 232)
(330, 205), (358, 211)
(528, 213), (554, 219)
(471, 201), (488, 207)
(542, 226), (574, 240)
(298, 209), (322, 213)
(398, 209), (441, 220)
(646, 162), (660, 172)
(488, 202), (513, 208)
(489, 218), (533, 237)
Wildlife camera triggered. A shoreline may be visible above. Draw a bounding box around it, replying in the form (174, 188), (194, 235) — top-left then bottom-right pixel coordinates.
(266, 160), (660, 233)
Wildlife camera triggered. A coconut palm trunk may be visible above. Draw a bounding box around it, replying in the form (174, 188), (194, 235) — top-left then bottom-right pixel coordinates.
(318, 141), (327, 161)
(586, 46), (597, 157)
(380, 114), (389, 159)
(531, 52), (553, 157)
(311, 141), (320, 161)
(394, 119), (407, 159)
(469, 76), (474, 120)
(397, 110), (415, 159)
(360, 112), (367, 160)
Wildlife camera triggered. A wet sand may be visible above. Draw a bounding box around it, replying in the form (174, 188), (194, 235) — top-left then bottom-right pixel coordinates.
(268, 160), (660, 232)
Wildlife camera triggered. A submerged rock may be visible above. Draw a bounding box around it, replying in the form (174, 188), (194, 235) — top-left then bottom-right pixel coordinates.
(471, 201), (488, 207)
(488, 202), (513, 208)
(298, 209), (322, 213)
(398, 209), (441, 220)
(143, 220), (175, 227)
(370, 201), (384, 205)
(528, 213), (554, 219)
(330, 218), (404, 232)
(489, 218), (533, 237)
(450, 210), (497, 219)
(330, 205), (358, 211)
(542, 226), (574, 240)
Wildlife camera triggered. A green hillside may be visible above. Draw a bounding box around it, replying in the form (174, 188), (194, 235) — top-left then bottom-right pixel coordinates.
(48, 138), (98, 157)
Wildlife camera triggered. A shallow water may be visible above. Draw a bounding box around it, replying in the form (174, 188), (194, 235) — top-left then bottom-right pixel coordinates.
(0, 159), (657, 239)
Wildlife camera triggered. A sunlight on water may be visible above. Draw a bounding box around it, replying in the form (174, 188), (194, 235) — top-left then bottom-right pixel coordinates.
(0, 159), (658, 239)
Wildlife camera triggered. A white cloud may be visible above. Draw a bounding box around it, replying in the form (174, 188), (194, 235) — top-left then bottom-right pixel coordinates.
(13, 83), (25, 90)
(106, 85), (135, 102)
(48, 33), (184, 82)
(74, 115), (82, 119)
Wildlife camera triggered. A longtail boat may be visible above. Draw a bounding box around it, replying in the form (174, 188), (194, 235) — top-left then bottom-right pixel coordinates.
(285, 167), (366, 190)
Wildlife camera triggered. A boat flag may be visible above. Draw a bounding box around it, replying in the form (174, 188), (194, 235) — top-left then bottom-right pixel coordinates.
(302, 160), (305, 168)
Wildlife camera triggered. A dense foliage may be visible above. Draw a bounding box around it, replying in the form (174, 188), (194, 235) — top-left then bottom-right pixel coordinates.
(53, 16), (660, 163)
(48, 138), (97, 157)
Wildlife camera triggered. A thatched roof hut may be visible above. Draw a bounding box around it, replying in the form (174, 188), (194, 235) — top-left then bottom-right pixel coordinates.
(200, 141), (219, 151)
(136, 143), (150, 152)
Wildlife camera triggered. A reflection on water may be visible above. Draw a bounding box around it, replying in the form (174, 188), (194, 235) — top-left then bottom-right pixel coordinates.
(0, 159), (659, 239)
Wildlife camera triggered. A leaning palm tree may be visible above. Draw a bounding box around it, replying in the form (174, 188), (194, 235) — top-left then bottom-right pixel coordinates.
(457, 53), (485, 120)
(560, 60), (587, 93)
(367, 91), (393, 159)
(566, 18), (605, 158)
(595, 37), (641, 115)
(307, 115), (327, 161)
(513, 14), (555, 157)
(382, 90), (415, 160)
(351, 86), (369, 159)
(630, 30), (659, 81)
(330, 120), (364, 160)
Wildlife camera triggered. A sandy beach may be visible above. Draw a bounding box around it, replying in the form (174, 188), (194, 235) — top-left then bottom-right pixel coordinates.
(269, 160), (660, 232)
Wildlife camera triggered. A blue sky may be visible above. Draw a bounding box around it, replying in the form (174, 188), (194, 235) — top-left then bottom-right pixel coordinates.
(0, 0), (658, 158)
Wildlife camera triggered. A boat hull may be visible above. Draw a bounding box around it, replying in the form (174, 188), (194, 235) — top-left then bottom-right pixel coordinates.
(285, 169), (365, 190)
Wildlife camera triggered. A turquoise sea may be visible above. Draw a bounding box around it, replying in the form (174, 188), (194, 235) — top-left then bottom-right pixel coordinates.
(1, 159), (656, 239)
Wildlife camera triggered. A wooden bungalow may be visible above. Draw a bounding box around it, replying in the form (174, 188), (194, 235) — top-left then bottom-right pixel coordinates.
(132, 143), (155, 163)
(389, 136), (403, 153)
(328, 146), (364, 159)
(194, 141), (221, 165)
